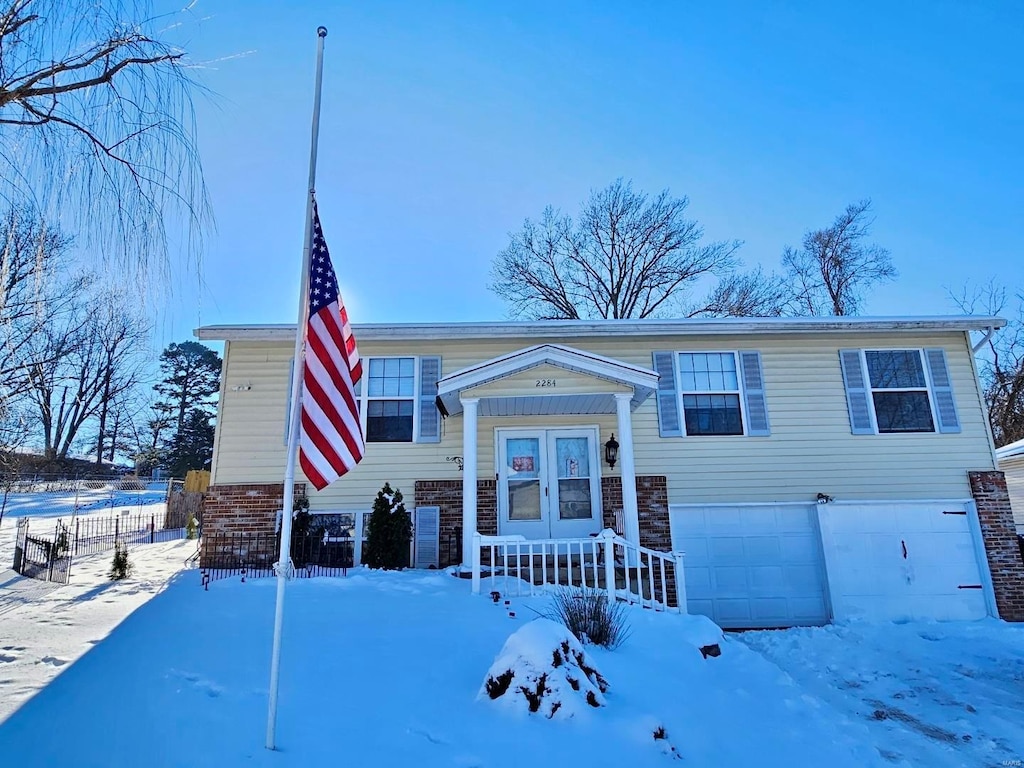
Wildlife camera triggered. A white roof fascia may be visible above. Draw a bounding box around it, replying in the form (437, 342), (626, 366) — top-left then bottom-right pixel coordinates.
(996, 437), (1024, 461)
(195, 315), (1006, 342)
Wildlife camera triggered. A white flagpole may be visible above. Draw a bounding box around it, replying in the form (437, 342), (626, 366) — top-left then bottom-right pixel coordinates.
(266, 25), (329, 751)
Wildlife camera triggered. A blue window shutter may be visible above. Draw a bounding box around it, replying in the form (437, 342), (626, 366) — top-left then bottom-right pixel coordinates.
(653, 351), (682, 437)
(839, 350), (874, 434)
(739, 351), (770, 436)
(924, 348), (961, 433)
(417, 356), (442, 443)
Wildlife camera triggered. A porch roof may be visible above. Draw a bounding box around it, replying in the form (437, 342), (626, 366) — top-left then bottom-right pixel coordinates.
(437, 344), (658, 417)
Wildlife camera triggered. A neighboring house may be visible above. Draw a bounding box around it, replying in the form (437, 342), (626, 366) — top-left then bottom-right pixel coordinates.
(996, 437), (1024, 534)
(196, 316), (1024, 629)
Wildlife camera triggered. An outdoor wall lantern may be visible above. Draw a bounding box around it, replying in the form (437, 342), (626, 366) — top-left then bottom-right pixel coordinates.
(604, 434), (619, 469)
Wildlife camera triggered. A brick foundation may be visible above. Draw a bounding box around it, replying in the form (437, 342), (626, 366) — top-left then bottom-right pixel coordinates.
(200, 483), (305, 569)
(969, 471), (1024, 622)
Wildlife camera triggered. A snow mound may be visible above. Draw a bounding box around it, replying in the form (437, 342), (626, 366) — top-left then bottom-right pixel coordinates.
(479, 618), (608, 720)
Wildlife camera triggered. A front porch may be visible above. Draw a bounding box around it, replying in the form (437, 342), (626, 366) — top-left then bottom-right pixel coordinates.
(414, 474), (675, 569)
(434, 344), (661, 562)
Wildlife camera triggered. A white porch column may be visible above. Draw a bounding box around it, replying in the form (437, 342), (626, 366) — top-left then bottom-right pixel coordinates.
(615, 393), (641, 546)
(461, 397), (479, 566)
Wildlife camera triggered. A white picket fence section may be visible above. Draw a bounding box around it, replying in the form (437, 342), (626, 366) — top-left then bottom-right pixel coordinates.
(471, 529), (687, 613)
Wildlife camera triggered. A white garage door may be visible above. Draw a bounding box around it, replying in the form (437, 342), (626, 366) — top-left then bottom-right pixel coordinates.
(671, 504), (830, 629)
(817, 501), (991, 622)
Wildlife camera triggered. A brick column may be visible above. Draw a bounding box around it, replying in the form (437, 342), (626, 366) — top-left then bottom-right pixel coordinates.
(969, 471), (1024, 622)
(600, 476), (623, 532)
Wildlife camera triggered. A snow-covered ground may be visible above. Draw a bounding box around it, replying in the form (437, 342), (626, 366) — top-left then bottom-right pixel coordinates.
(740, 621), (1024, 765)
(0, 539), (195, 723)
(1, 547), (1022, 768)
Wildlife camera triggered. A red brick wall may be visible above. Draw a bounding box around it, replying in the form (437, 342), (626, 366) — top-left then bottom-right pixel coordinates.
(969, 471), (1024, 622)
(203, 483), (305, 535)
(600, 476), (623, 532)
(413, 479), (497, 567)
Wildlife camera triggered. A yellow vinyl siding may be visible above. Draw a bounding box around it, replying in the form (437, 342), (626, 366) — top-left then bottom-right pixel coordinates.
(211, 330), (994, 509)
(999, 455), (1024, 530)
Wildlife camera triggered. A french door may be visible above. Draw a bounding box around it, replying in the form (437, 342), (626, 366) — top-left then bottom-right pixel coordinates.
(496, 428), (601, 539)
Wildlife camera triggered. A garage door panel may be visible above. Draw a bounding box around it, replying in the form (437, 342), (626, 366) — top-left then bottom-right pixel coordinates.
(671, 503), (829, 629)
(779, 535), (821, 561)
(713, 566), (751, 594)
(749, 566), (785, 592)
(745, 536), (781, 560)
(820, 502), (989, 622)
(710, 537), (746, 560)
(715, 599), (754, 622)
(773, 506), (819, 532)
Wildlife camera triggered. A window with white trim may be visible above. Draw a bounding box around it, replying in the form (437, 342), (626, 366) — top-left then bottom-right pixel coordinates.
(677, 352), (744, 436)
(363, 357), (415, 442)
(863, 349), (935, 433)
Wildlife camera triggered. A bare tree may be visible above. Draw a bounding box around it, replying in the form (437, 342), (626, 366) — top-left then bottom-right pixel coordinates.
(0, 205), (79, 397)
(0, 0), (210, 268)
(490, 180), (741, 319)
(24, 284), (149, 460)
(782, 200), (896, 316)
(952, 282), (1024, 447)
(685, 268), (793, 318)
(90, 290), (151, 464)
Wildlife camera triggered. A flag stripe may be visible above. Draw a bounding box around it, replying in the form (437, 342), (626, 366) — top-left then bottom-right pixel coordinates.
(298, 200), (364, 491)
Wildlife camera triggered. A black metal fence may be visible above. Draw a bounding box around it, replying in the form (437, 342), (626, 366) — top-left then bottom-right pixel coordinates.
(200, 531), (354, 583)
(12, 511), (187, 584)
(70, 512), (185, 558)
(13, 519), (72, 584)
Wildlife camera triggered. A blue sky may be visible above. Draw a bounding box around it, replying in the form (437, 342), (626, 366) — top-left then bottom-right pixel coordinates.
(158, 1), (1023, 345)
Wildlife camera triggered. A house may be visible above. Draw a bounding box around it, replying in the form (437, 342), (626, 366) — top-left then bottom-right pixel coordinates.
(996, 437), (1024, 534)
(196, 316), (1024, 629)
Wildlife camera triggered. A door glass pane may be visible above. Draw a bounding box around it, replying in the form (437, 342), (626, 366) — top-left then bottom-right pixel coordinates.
(506, 438), (541, 520)
(508, 480), (541, 520)
(555, 438), (589, 479)
(555, 437), (592, 520)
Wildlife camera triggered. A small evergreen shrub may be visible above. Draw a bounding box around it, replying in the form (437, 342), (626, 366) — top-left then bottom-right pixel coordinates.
(545, 587), (631, 650)
(109, 544), (133, 580)
(186, 514), (198, 540)
(361, 483), (411, 570)
(485, 669), (515, 699)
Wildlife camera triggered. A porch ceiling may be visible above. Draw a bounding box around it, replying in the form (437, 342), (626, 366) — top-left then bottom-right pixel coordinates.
(437, 344), (658, 417)
(477, 393), (620, 417)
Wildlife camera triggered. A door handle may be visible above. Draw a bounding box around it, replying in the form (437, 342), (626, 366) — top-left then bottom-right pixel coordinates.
(544, 486), (548, 497)
(901, 540), (907, 559)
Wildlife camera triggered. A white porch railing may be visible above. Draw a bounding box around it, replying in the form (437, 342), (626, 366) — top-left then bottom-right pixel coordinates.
(470, 529), (687, 613)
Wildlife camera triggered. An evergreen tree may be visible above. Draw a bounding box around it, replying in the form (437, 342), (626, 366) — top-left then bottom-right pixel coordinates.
(362, 483), (412, 570)
(154, 342), (222, 435)
(163, 408), (215, 477)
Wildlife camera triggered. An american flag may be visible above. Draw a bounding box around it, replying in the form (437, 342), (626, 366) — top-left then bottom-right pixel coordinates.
(298, 201), (364, 490)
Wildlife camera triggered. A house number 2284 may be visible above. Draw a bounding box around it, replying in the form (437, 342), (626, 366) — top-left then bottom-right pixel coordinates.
(535, 379), (557, 388)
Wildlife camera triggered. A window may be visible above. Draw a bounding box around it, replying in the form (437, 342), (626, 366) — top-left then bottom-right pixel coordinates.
(364, 357), (415, 442)
(863, 350), (934, 433)
(677, 352), (744, 436)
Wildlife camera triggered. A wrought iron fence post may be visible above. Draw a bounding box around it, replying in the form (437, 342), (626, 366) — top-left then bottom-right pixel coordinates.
(150, 514), (155, 544)
(115, 515), (120, 544)
(74, 519), (80, 557)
